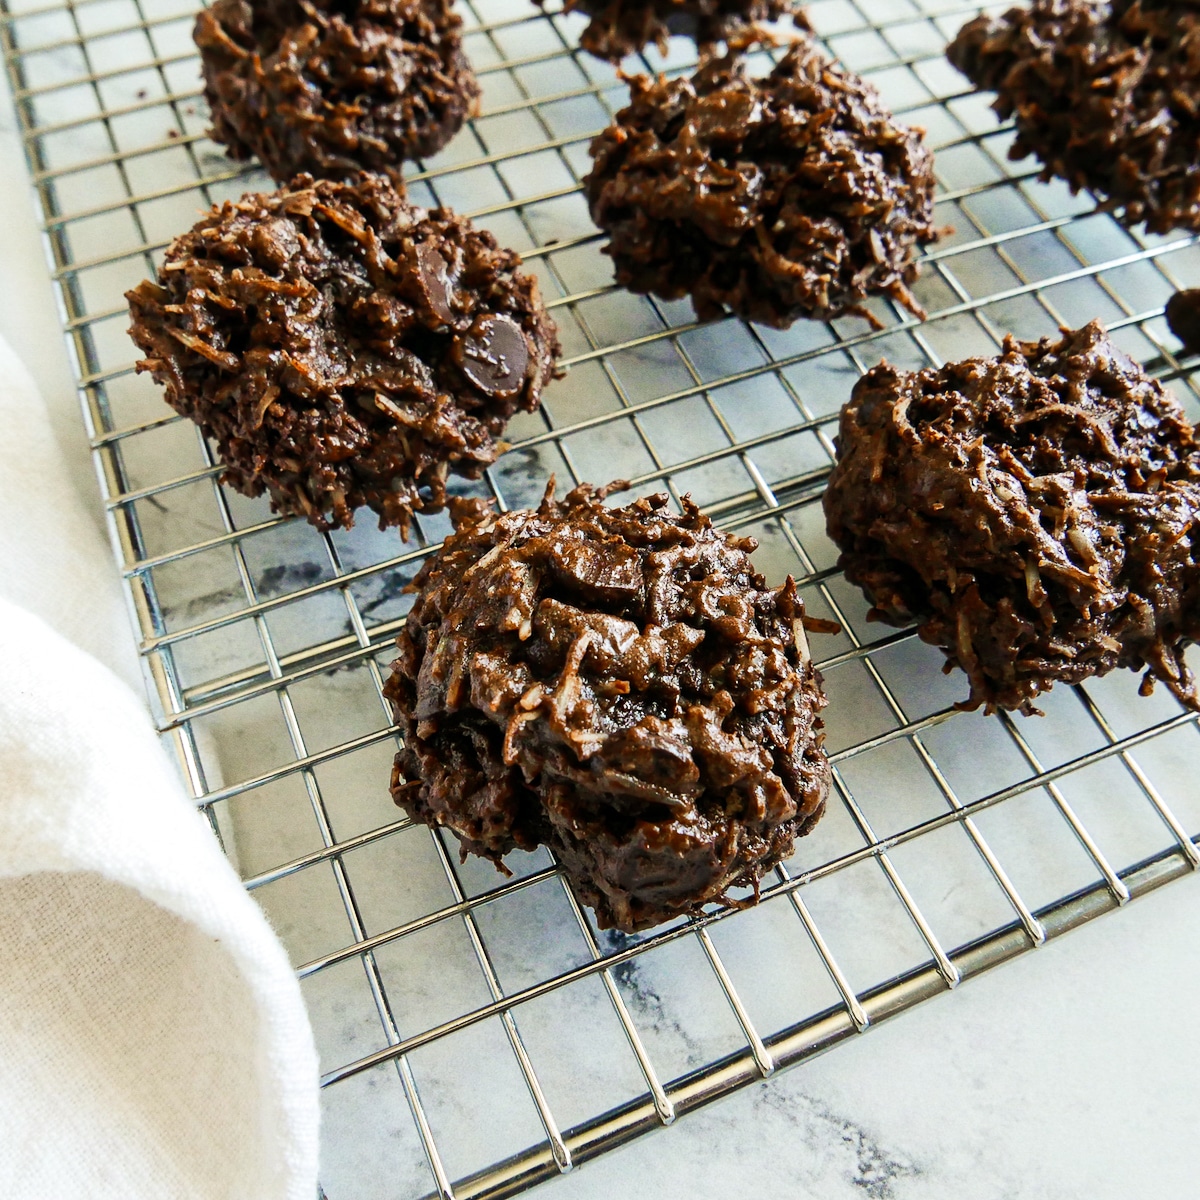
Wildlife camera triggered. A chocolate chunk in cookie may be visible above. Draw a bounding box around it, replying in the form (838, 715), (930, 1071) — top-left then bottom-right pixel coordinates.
(1167, 289), (1200, 356)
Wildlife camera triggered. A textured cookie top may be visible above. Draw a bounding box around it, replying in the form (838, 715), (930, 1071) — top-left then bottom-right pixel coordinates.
(583, 40), (937, 328)
(948, 0), (1200, 233)
(824, 321), (1200, 713)
(541, 0), (794, 63)
(385, 483), (831, 930)
(195, 0), (479, 180)
(126, 174), (559, 533)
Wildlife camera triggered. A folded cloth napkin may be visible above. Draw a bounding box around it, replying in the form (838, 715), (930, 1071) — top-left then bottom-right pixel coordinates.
(0, 336), (319, 1198)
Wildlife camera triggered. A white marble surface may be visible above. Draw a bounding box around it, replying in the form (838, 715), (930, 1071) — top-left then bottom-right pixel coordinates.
(551, 883), (1200, 1200)
(4, 56), (1200, 1200)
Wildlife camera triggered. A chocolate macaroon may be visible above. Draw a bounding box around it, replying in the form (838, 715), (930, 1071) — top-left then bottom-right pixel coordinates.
(947, 0), (1200, 234)
(823, 321), (1200, 715)
(541, 0), (795, 63)
(195, 0), (480, 182)
(583, 39), (937, 329)
(126, 174), (559, 533)
(384, 482), (833, 931)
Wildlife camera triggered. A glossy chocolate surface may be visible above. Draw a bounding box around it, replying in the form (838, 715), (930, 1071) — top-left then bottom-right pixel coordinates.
(195, 0), (479, 181)
(948, 0), (1200, 234)
(583, 41), (937, 329)
(126, 174), (559, 533)
(824, 321), (1200, 714)
(384, 483), (832, 931)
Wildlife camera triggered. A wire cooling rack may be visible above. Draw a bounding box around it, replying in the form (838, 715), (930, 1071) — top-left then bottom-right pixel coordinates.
(4, 0), (1200, 1195)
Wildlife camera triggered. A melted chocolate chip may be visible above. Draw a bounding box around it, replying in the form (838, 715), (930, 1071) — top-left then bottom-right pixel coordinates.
(416, 242), (459, 326)
(550, 536), (644, 599)
(453, 313), (530, 398)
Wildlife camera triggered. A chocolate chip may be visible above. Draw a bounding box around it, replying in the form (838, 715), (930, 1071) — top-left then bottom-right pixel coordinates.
(550, 536), (644, 599)
(453, 313), (530, 398)
(415, 242), (459, 325)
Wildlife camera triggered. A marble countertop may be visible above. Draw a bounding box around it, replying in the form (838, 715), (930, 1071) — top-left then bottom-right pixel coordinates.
(4, 62), (1199, 1200)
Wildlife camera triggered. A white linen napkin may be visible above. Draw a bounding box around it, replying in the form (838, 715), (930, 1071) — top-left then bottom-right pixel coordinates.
(0, 336), (320, 1198)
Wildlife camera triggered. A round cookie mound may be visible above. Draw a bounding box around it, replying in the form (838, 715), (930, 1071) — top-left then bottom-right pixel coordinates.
(947, 0), (1200, 234)
(194, 0), (480, 181)
(541, 0), (793, 63)
(384, 483), (832, 932)
(126, 174), (559, 533)
(582, 40), (937, 329)
(823, 321), (1200, 715)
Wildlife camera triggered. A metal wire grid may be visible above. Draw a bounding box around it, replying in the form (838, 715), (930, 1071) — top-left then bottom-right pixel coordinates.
(4, 0), (1200, 1194)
